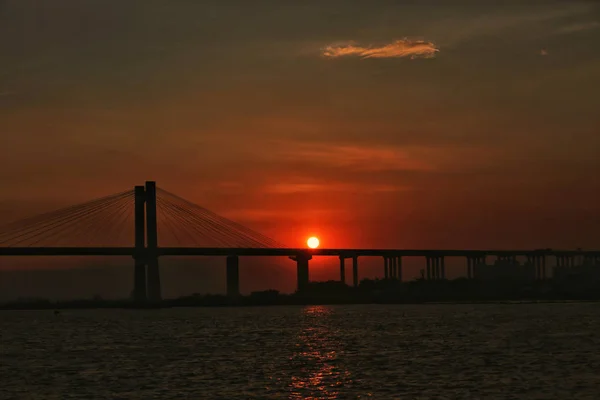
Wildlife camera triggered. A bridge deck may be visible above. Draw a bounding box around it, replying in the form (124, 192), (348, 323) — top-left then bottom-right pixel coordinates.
(0, 247), (598, 257)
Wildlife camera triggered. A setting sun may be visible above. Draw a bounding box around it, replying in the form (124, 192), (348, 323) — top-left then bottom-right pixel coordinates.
(307, 236), (320, 249)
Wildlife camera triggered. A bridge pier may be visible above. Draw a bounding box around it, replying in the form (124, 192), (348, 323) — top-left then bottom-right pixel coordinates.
(226, 255), (240, 297)
(534, 255), (546, 280)
(585, 255), (600, 266)
(133, 185), (147, 302)
(467, 255), (485, 279)
(292, 253), (312, 292)
(384, 256), (402, 281)
(467, 256), (473, 279)
(426, 256), (445, 280)
(339, 256), (346, 285)
(396, 256), (403, 282)
(352, 256), (359, 287)
(145, 181), (162, 302)
(556, 254), (577, 268)
(383, 256), (389, 279)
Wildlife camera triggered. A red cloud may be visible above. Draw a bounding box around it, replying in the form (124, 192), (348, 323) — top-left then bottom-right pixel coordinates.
(323, 39), (439, 59)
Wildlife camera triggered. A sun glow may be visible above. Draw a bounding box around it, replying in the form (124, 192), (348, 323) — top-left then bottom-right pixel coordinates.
(307, 236), (320, 249)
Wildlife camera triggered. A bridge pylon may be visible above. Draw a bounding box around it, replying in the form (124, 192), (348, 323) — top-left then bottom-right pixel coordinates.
(145, 181), (161, 302)
(132, 181), (161, 303)
(133, 185), (147, 302)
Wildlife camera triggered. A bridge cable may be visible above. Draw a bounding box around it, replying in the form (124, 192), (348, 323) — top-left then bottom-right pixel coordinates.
(18, 193), (132, 247)
(156, 198), (204, 246)
(161, 198), (261, 247)
(0, 191), (132, 247)
(158, 198), (240, 247)
(157, 188), (284, 248)
(82, 194), (134, 246)
(42, 195), (128, 246)
(163, 190), (285, 247)
(0, 190), (133, 235)
(46, 193), (134, 247)
(0, 191), (131, 243)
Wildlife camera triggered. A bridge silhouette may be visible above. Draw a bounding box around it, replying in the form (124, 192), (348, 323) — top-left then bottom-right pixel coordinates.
(1, 181), (599, 302)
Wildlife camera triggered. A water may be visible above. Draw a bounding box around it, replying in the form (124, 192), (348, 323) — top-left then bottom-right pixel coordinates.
(2, 304), (600, 399)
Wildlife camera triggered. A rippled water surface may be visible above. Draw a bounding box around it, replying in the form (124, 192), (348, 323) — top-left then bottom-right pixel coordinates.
(2, 304), (600, 399)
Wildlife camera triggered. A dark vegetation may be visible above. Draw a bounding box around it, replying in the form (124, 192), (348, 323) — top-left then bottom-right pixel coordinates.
(2, 275), (600, 310)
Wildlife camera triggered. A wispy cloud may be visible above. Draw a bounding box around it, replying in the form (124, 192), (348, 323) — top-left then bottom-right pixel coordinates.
(267, 140), (497, 174)
(322, 39), (439, 60)
(281, 143), (436, 172)
(557, 21), (600, 34)
(265, 182), (406, 194)
(223, 208), (343, 222)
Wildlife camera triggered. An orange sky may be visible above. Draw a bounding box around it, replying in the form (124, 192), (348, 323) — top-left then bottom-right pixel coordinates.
(1, 1), (600, 283)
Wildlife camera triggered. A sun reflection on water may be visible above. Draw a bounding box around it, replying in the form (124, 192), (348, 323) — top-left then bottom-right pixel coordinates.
(287, 306), (352, 399)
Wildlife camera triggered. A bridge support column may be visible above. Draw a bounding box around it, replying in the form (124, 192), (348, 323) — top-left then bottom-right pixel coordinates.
(397, 256), (403, 282)
(339, 256), (346, 285)
(426, 256), (445, 280)
(352, 256), (359, 288)
(426, 256), (431, 280)
(294, 253), (311, 292)
(534, 255), (546, 280)
(133, 185), (147, 302)
(145, 181), (162, 302)
(390, 256), (396, 279)
(468, 256), (486, 279)
(226, 255), (240, 297)
(383, 257), (389, 279)
(542, 256), (547, 279)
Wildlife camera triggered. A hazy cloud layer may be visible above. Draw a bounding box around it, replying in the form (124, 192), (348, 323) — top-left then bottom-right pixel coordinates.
(264, 182), (405, 194)
(557, 21), (600, 34)
(322, 39), (439, 59)
(1, 0), (599, 258)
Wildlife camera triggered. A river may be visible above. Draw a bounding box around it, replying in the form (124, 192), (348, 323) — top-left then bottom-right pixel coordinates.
(2, 303), (599, 399)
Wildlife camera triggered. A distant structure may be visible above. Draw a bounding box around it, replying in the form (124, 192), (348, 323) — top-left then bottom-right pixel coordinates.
(553, 254), (600, 283)
(473, 255), (537, 282)
(0, 181), (599, 302)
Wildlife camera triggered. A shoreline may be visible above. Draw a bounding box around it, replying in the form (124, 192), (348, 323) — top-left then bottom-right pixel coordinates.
(2, 298), (599, 311)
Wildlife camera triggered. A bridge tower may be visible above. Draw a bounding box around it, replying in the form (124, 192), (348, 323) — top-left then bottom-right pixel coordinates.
(145, 181), (162, 302)
(133, 186), (147, 302)
(132, 181), (162, 303)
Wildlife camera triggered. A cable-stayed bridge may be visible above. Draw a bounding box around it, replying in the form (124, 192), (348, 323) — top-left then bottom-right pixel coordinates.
(1, 181), (599, 302)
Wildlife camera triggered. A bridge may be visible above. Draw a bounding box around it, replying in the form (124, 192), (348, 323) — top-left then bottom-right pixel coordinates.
(1, 181), (599, 302)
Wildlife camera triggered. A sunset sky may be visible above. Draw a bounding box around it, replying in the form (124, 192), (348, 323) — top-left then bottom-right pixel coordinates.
(1, 0), (599, 256)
